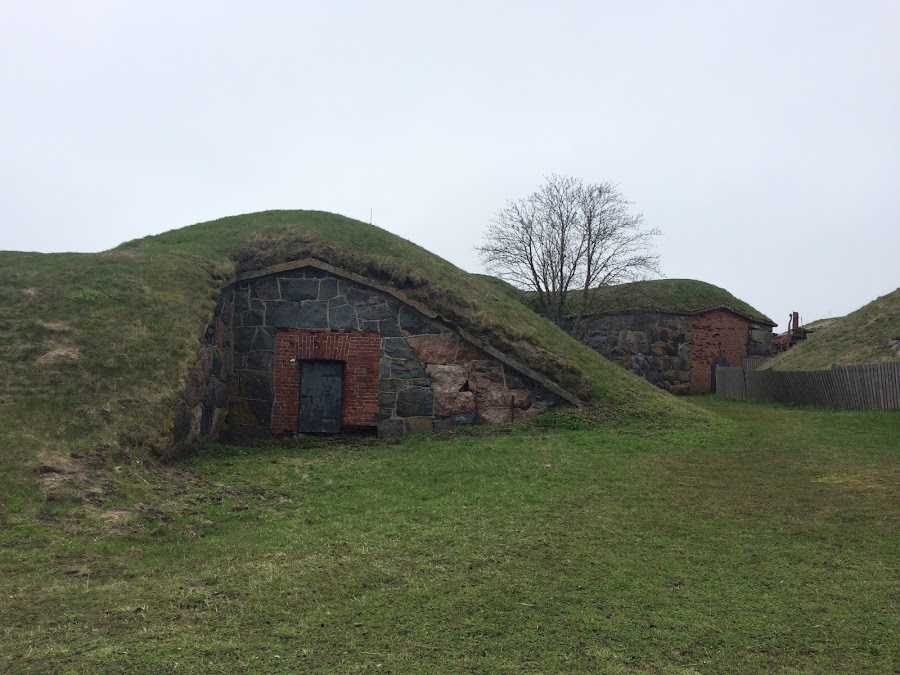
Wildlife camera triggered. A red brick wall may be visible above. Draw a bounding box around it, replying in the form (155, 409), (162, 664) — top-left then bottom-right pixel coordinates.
(689, 310), (749, 394)
(272, 329), (380, 434)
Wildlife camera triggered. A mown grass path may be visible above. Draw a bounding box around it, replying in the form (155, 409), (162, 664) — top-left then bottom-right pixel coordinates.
(2, 399), (898, 673)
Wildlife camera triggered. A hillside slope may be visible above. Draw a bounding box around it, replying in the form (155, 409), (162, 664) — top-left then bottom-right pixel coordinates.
(0, 210), (717, 504)
(764, 288), (900, 370)
(564, 278), (774, 325)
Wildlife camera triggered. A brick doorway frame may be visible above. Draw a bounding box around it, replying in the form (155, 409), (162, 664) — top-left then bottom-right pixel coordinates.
(272, 329), (380, 434)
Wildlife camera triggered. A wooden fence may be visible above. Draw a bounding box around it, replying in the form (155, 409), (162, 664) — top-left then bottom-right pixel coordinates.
(716, 361), (900, 411)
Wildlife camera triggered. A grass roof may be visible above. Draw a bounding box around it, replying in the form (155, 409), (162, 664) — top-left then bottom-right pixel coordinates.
(570, 278), (775, 325)
(764, 287), (900, 370)
(0, 210), (716, 481)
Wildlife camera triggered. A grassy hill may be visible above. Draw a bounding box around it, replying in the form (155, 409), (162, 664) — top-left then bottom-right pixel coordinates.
(572, 278), (774, 325)
(764, 288), (900, 370)
(2, 212), (897, 672)
(0, 210), (717, 506)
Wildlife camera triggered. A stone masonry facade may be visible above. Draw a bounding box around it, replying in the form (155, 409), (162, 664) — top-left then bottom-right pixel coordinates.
(577, 309), (773, 395)
(167, 260), (569, 452)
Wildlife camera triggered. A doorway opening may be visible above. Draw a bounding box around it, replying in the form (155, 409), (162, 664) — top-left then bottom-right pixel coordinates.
(299, 360), (344, 433)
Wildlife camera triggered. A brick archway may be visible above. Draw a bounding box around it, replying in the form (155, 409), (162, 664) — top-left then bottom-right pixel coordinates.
(272, 329), (380, 434)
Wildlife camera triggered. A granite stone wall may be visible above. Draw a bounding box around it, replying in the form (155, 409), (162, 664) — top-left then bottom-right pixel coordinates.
(223, 265), (564, 438)
(166, 293), (234, 458)
(578, 313), (693, 394)
(576, 310), (772, 395)
(747, 322), (774, 357)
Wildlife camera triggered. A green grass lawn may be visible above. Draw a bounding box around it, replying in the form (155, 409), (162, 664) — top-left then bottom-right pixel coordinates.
(2, 399), (897, 673)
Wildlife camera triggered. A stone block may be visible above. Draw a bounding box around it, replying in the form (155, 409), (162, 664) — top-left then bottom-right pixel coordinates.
(433, 412), (476, 430)
(391, 359), (426, 379)
(233, 289), (250, 313)
(618, 330), (649, 354)
(241, 310), (263, 327)
(251, 276), (280, 301)
(502, 366), (530, 390)
(252, 327), (275, 352)
(456, 341), (486, 362)
(237, 370), (274, 401)
(396, 386), (433, 417)
(378, 418), (407, 438)
(265, 301), (302, 327)
(378, 389), (398, 410)
(377, 318), (403, 338)
(328, 303), (358, 330)
(406, 417), (434, 434)
(188, 403), (204, 441)
(475, 406), (514, 424)
(233, 327), (257, 354)
(246, 398), (273, 426)
(279, 278), (319, 302)
(213, 379), (229, 408)
(426, 364), (468, 392)
(357, 302), (393, 320)
(468, 362), (504, 391)
(172, 403), (192, 444)
(200, 403), (214, 437)
(318, 277), (339, 300)
(398, 305), (442, 335)
(346, 288), (381, 306)
(267, 300), (328, 329)
(407, 333), (460, 364)
(479, 388), (533, 409)
(383, 337), (414, 359)
(434, 391), (476, 417)
(246, 350), (274, 371)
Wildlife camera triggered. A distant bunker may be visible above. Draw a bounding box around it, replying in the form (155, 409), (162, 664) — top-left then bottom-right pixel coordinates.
(169, 259), (576, 453)
(576, 308), (775, 395)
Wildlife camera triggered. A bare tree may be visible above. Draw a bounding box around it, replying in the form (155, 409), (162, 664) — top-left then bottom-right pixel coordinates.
(478, 174), (660, 331)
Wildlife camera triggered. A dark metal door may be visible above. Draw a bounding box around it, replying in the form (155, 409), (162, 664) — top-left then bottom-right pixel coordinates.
(299, 361), (343, 433)
(710, 356), (729, 393)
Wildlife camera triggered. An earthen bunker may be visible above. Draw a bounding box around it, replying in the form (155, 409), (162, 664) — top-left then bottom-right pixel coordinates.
(576, 307), (775, 395)
(168, 259), (577, 454)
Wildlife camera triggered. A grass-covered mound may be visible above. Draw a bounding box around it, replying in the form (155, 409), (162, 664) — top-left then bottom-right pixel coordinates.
(572, 278), (774, 324)
(0, 211), (715, 495)
(764, 287), (900, 370)
(126, 210), (714, 413)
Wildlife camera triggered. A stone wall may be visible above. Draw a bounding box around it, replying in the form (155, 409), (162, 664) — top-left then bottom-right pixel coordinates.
(747, 322), (774, 357)
(578, 313), (693, 394)
(223, 264), (564, 438)
(166, 294), (234, 458)
(577, 309), (772, 395)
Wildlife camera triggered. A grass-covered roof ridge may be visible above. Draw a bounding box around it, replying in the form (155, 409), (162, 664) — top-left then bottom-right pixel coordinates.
(574, 278), (775, 326)
(132, 210), (705, 408)
(764, 287), (900, 370)
(0, 209), (716, 497)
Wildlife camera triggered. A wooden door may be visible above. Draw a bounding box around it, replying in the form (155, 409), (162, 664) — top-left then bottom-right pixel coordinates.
(299, 360), (343, 433)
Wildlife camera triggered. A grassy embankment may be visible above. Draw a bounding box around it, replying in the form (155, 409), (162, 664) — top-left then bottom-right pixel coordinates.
(1, 211), (713, 510)
(765, 287), (900, 370)
(570, 278), (774, 324)
(1, 399), (897, 673)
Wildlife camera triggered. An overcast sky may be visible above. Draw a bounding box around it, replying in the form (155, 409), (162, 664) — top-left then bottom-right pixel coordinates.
(2, 1), (898, 329)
